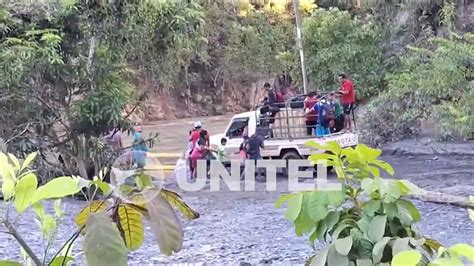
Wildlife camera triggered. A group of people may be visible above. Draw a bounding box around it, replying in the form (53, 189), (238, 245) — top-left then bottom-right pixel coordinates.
(303, 74), (356, 136)
(186, 121), (266, 181)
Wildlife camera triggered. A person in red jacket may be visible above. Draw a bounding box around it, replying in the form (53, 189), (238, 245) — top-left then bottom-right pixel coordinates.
(338, 74), (356, 132)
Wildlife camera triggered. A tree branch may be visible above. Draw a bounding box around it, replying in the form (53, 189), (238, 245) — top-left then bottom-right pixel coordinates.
(3, 220), (42, 266)
(5, 122), (31, 144)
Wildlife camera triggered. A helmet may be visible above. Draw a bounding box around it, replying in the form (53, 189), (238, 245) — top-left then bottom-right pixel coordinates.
(193, 121), (202, 129)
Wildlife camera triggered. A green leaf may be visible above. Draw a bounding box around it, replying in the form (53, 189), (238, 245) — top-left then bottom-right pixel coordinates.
(448, 243), (474, 262)
(160, 189), (199, 220)
(341, 148), (359, 162)
(397, 199), (420, 225)
(284, 193), (304, 221)
(335, 236), (353, 256)
(431, 257), (464, 266)
(0, 153), (15, 200)
(357, 216), (371, 236)
(424, 238), (442, 252)
(397, 180), (425, 195)
(371, 159), (395, 175)
(363, 200), (380, 217)
(0, 260), (22, 266)
(383, 202), (398, 219)
(361, 178), (378, 195)
(325, 141), (342, 155)
(14, 173), (37, 213)
(392, 237), (410, 256)
(20, 152), (37, 172)
(295, 193), (316, 236)
(409, 238), (425, 247)
(50, 256), (73, 266)
(372, 237), (391, 263)
(368, 215), (386, 243)
(391, 250), (422, 266)
(31, 176), (82, 204)
(91, 179), (111, 195)
(355, 144), (381, 162)
(75, 201), (109, 228)
(83, 212), (127, 266)
(1, 177), (15, 201)
(395, 181), (411, 196)
(327, 244), (349, 266)
(306, 141), (341, 155)
(332, 223), (351, 240)
(313, 219), (328, 241)
(310, 246), (329, 266)
(325, 211), (340, 231)
(308, 192), (329, 222)
(7, 154), (20, 171)
(117, 203), (145, 251)
(326, 190), (345, 206)
(356, 259), (372, 266)
(275, 193), (296, 208)
(53, 199), (63, 218)
(135, 171), (153, 189)
(145, 192), (184, 256)
(308, 153), (336, 164)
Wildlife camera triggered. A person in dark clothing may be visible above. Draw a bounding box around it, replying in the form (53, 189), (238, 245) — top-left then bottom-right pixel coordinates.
(246, 133), (265, 181)
(264, 82), (277, 106)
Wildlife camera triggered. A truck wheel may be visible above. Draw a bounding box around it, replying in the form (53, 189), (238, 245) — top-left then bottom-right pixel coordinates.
(281, 151), (302, 177)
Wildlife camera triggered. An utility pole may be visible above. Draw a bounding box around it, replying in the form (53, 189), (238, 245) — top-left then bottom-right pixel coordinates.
(292, 0), (308, 94)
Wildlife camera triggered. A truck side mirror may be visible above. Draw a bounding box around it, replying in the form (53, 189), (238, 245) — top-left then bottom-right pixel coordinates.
(220, 137), (227, 146)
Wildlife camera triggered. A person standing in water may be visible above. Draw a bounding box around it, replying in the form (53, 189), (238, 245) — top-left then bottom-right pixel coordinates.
(132, 123), (148, 168)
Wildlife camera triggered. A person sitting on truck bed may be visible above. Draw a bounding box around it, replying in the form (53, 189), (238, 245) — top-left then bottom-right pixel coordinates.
(304, 91), (318, 135)
(307, 98), (330, 137)
(328, 92), (344, 133)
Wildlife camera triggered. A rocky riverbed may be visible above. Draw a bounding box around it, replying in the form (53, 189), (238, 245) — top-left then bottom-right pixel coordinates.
(1, 153), (473, 265)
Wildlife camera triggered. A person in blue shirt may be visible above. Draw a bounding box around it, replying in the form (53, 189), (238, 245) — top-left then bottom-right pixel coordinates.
(314, 98), (331, 137)
(132, 123), (148, 168)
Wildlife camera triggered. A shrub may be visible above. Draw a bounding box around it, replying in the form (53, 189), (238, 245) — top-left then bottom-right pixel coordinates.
(276, 142), (474, 265)
(361, 33), (474, 144)
(0, 152), (199, 265)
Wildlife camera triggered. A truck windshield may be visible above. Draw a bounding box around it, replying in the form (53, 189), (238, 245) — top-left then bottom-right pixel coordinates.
(226, 117), (249, 139)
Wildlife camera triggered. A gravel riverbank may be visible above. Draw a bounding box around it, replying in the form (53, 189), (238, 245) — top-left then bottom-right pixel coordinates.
(0, 154), (473, 265)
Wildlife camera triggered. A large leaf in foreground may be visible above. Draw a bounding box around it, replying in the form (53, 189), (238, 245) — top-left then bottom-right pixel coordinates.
(83, 213), (127, 266)
(145, 193), (184, 256)
(75, 200), (110, 228)
(160, 188), (199, 220)
(31, 176), (83, 204)
(14, 173), (38, 213)
(117, 203), (145, 251)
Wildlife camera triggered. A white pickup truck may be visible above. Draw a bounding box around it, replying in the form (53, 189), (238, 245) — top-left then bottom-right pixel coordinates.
(210, 99), (359, 163)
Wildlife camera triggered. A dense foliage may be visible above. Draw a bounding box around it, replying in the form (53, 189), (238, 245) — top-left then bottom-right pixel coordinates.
(277, 142), (474, 265)
(0, 0), (472, 177)
(303, 8), (383, 98)
(361, 33), (474, 143)
(0, 152), (199, 265)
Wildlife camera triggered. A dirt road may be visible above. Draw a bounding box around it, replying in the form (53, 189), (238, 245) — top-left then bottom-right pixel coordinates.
(1, 116), (473, 265)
